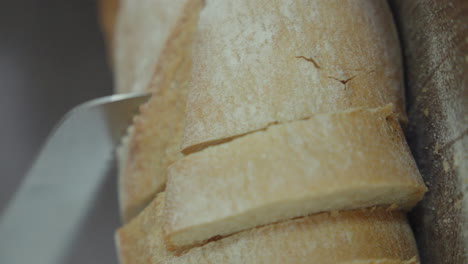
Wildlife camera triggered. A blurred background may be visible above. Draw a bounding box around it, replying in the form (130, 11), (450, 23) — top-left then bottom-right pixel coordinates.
(0, 1), (117, 262)
(0, 0), (112, 212)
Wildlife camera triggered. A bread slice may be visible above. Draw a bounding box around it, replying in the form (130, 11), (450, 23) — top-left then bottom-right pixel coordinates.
(116, 193), (419, 264)
(117, 0), (204, 222)
(164, 105), (426, 248)
(182, 0), (405, 153)
(113, 0), (197, 93)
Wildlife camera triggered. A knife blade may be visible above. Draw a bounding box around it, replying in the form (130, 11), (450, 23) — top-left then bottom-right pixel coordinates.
(0, 92), (150, 264)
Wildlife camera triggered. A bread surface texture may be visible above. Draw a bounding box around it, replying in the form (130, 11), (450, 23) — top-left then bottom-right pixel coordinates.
(182, 0), (405, 152)
(165, 106), (426, 247)
(117, 0), (204, 222)
(116, 193), (420, 264)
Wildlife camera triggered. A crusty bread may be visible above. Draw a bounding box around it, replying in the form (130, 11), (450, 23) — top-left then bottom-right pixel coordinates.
(117, 0), (204, 222)
(116, 193), (419, 264)
(182, 0), (405, 153)
(113, 0), (196, 93)
(110, 0), (425, 262)
(164, 106), (426, 248)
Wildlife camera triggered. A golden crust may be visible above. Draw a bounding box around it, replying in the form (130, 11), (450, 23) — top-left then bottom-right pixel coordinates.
(182, 0), (405, 152)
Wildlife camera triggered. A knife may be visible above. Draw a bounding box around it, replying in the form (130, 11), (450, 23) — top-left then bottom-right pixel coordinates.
(0, 92), (150, 264)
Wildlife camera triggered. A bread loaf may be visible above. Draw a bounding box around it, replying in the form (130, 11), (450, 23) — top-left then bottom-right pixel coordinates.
(104, 0), (427, 262)
(164, 105), (426, 248)
(117, 0), (204, 222)
(117, 193), (419, 264)
(182, 0), (405, 153)
(391, 1), (468, 262)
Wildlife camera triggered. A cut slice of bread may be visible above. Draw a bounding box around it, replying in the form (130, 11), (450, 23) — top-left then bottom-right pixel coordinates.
(116, 193), (419, 264)
(117, 0), (204, 222)
(182, 0), (404, 153)
(164, 106), (426, 248)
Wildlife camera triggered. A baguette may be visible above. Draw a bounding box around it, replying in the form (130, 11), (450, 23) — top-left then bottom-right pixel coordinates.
(182, 0), (405, 153)
(108, 0), (426, 262)
(116, 193), (419, 264)
(164, 106), (426, 248)
(117, 0), (204, 222)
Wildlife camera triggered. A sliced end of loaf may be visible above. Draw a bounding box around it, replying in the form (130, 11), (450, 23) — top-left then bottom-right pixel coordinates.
(165, 106), (426, 248)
